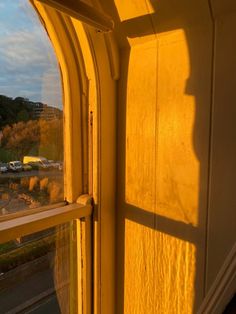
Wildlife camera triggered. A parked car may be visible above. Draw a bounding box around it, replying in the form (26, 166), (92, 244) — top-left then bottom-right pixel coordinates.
(48, 160), (62, 170)
(27, 161), (41, 171)
(0, 163), (8, 173)
(28, 161), (51, 171)
(22, 164), (32, 171)
(58, 162), (63, 171)
(8, 161), (23, 172)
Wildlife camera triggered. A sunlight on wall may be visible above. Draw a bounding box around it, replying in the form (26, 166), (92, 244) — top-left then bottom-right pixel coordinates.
(125, 39), (157, 214)
(116, 1), (213, 312)
(123, 29), (199, 313)
(124, 219), (196, 314)
(114, 0), (156, 45)
(155, 30), (199, 227)
(114, 0), (154, 22)
(125, 29), (199, 226)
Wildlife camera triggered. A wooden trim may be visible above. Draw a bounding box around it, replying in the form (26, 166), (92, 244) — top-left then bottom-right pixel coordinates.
(83, 27), (116, 314)
(70, 219), (83, 314)
(36, 0), (114, 32)
(30, 4), (117, 313)
(82, 216), (92, 314)
(104, 34), (120, 80)
(0, 201), (67, 222)
(0, 203), (92, 244)
(198, 243), (236, 314)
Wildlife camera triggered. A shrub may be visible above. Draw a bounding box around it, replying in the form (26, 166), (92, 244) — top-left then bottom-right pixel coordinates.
(20, 177), (29, 188)
(40, 177), (49, 191)
(29, 176), (39, 191)
(0, 235), (56, 273)
(48, 181), (63, 203)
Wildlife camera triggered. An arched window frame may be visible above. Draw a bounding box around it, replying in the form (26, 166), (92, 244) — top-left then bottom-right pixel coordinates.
(0, 1), (118, 313)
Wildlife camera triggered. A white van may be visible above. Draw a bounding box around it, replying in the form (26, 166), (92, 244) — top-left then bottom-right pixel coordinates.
(8, 161), (23, 172)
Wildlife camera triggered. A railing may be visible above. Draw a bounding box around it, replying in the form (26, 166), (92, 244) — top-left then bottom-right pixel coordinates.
(0, 202), (92, 244)
(0, 196), (93, 313)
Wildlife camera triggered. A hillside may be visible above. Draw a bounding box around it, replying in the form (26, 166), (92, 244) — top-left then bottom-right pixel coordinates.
(0, 95), (35, 129)
(0, 95), (62, 130)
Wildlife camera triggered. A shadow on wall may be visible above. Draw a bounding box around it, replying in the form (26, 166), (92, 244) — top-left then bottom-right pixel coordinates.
(109, 0), (214, 313)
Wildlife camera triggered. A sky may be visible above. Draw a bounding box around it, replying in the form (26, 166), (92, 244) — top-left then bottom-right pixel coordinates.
(0, 0), (62, 108)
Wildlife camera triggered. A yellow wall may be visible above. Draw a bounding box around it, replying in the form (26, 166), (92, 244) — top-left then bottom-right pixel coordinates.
(99, 0), (236, 313)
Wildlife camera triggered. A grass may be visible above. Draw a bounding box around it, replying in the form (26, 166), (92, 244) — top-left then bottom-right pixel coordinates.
(0, 234), (56, 273)
(0, 241), (17, 255)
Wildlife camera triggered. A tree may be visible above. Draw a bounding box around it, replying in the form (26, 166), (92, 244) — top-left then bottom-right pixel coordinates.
(17, 109), (30, 122)
(1, 118), (63, 161)
(2, 120), (40, 160)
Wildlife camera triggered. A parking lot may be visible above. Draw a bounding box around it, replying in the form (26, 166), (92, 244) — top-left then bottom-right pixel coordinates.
(0, 169), (62, 179)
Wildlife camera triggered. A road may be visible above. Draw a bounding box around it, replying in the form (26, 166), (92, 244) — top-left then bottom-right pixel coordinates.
(0, 170), (62, 179)
(0, 257), (62, 313)
(25, 294), (62, 314)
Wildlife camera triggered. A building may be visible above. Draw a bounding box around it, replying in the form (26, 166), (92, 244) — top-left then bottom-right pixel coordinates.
(32, 102), (62, 120)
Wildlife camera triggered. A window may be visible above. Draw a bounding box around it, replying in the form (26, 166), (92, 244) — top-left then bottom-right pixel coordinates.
(0, 0), (117, 312)
(0, 0), (64, 216)
(0, 1), (93, 313)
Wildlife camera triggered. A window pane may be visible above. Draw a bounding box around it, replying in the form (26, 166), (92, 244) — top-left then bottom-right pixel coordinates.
(0, 224), (71, 313)
(0, 1), (64, 216)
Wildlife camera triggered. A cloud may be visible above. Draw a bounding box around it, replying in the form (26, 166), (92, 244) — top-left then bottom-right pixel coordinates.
(0, 29), (55, 68)
(41, 68), (62, 108)
(0, 0), (62, 107)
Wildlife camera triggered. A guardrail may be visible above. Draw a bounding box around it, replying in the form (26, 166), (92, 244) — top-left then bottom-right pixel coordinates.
(0, 202), (92, 244)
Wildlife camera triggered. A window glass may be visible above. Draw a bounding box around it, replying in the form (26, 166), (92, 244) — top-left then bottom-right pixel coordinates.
(0, 224), (72, 313)
(0, 0), (64, 216)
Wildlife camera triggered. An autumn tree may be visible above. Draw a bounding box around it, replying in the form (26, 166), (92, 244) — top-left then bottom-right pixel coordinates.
(2, 120), (40, 160)
(38, 118), (63, 160)
(1, 119), (63, 161)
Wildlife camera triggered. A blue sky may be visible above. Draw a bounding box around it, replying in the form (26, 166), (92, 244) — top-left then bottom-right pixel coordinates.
(0, 0), (62, 108)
